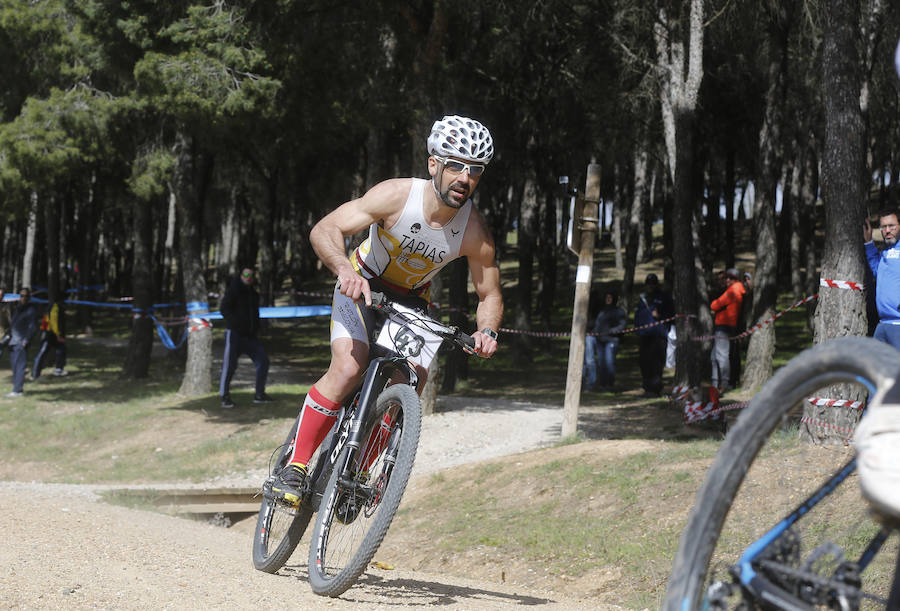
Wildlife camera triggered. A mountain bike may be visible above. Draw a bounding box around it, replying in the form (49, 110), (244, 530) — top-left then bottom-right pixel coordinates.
(251, 291), (475, 597)
(664, 337), (900, 610)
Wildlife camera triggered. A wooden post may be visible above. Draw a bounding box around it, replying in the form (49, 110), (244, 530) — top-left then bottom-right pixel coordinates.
(562, 164), (601, 438)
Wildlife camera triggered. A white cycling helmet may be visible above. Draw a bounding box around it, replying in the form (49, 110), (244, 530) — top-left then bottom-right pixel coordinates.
(427, 115), (494, 164)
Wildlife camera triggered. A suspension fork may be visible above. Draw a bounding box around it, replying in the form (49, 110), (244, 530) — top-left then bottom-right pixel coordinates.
(345, 357), (410, 457)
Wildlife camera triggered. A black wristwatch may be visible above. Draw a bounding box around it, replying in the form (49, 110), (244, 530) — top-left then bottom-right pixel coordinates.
(481, 328), (498, 340)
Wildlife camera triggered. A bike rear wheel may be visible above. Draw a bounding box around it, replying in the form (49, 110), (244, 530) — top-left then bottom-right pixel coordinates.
(252, 416), (314, 573)
(307, 384), (421, 597)
(665, 337), (900, 610)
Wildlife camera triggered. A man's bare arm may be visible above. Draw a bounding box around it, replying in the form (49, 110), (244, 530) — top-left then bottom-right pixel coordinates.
(309, 179), (411, 304)
(463, 210), (503, 357)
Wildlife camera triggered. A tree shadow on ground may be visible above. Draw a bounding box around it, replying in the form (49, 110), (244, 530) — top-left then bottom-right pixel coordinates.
(577, 395), (731, 443)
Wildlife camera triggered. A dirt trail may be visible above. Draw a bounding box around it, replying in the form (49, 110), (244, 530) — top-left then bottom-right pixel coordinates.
(0, 396), (625, 609)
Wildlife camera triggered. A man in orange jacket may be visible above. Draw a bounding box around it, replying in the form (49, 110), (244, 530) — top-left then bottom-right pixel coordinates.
(710, 268), (746, 392)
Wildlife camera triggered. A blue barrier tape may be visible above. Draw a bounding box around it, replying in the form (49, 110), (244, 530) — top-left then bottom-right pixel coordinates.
(64, 299), (130, 309)
(151, 315), (189, 350)
(186, 301), (208, 313)
(205, 305), (333, 320)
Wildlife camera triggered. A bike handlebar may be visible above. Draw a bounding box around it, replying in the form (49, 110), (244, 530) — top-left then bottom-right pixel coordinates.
(369, 291), (476, 354)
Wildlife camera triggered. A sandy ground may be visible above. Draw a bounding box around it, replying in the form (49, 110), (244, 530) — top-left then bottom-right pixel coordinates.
(0, 396), (626, 610)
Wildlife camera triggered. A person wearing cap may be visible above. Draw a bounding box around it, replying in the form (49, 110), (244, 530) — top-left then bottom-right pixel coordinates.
(268, 115), (504, 503)
(710, 268), (746, 392)
(634, 273), (675, 396)
(218, 267), (271, 408)
(5, 288), (39, 398)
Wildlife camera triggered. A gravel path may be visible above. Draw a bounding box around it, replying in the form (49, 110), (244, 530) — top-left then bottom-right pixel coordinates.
(0, 397), (614, 609)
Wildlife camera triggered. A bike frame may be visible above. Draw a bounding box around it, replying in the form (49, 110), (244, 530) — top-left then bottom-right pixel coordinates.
(301, 354), (413, 512)
(732, 457), (887, 608)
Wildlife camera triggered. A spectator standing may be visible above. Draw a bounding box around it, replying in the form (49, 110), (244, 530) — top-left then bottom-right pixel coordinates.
(729, 271), (752, 388)
(32, 298), (68, 379)
(586, 290), (626, 390)
(710, 268), (746, 392)
(864, 209), (900, 350)
(5, 288), (39, 398)
(634, 274), (675, 396)
(0, 289), (10, 360)
(218, 268), (272, 408)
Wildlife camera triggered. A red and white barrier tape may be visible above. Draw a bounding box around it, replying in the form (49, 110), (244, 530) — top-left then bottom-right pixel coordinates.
(692, 294), (819, 342)
(682, 392), (865, 425)
(188, 318), (211, 333)
(819, 278), (865, 291)
(806, 397), (864, 410)
(684, 400), (749, 423)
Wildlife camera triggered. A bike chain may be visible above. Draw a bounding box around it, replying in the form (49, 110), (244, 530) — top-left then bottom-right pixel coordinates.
(755, 559), (889, 607)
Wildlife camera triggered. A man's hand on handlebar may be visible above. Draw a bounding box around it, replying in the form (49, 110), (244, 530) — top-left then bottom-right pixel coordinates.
(472, 329), (498, 358)
(337, 266), (371, 306)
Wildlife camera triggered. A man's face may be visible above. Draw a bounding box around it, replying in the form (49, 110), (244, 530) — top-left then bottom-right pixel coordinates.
(880, 214), (899, 246)
(19, 290), (29, 303)
(429, 156), (483, 209)
(241, 269), (255, 285)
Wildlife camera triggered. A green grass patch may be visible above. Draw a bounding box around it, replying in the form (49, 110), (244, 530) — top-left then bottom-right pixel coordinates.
(395, 440), (713, 608)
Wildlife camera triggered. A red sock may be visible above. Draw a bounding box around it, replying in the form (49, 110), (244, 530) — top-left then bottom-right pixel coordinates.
(289, 385), (341, 466)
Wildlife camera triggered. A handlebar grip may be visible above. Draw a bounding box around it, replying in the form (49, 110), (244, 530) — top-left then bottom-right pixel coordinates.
(459, 332), (476, 352)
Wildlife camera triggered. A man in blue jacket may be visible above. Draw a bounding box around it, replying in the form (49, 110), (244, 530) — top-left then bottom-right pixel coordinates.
(634, 274), (675, 396)
(864, 208), (900, 350)
(218, 268), (271, 408)
(5, 288), (39, 398)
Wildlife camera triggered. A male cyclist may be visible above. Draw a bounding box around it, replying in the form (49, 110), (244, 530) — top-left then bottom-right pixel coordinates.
(273, 115), (504, 502)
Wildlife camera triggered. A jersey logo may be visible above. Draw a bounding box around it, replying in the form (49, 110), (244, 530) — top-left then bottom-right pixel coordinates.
(451, 228), (460, 236)
(410, 223), (421, 233)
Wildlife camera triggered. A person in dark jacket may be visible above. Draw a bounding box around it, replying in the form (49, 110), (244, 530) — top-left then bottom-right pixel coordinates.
(5, 288), (39, 398)
(218, 268), (271, 408)
(634, 274), (675, 396)
(584, 289), (626, 390)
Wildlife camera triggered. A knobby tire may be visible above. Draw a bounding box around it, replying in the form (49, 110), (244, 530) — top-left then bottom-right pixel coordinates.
(307, 384), (421, 597)
(252, 415), (314, 573)
(664, 337), (900, 610)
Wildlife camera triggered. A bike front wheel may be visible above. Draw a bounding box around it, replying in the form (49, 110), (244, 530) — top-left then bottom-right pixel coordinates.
(665, 337), (900, 610)
(307, 384), (422, 597)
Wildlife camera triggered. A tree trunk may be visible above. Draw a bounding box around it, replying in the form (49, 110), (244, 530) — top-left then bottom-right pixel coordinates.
(173, 131), (214, 397)
(623, 142), (649, 312)
(76, 177), (97, 334)
(537, 193), (557, 328)
(808, 0), (868, 443)
(788, 144), (804, 300)
(44, 193), (61, 302)
(655, 0), (705, 388)
(723, 149), (736, 269)
(512, 173), (537, 366)
(802, 140), (820, 333)
(744, 17), (788, 391)
(22, 191), (38, 290)
(440, 258), (470, 394)
(162, 190), (178, 301)
(122, 190), (156, 379)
